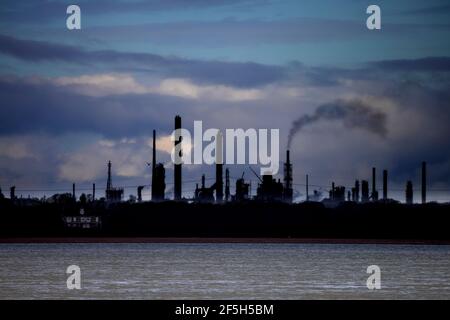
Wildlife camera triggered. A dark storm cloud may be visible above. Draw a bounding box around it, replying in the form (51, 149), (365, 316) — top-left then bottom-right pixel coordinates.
(11, 19), (450, 50)
(0, 34), (87, 62)
(0, 0), (260, 23)
(84, 18), (372, 46)
(370, 57), (450, 72)
(0, 34), (358, 88)
(0, 34), (285, 88)
(0, 77), (193, 138)
(289, 63), (369, 87)
(72, 18), (450, 47)
(3, 34), (450, 89)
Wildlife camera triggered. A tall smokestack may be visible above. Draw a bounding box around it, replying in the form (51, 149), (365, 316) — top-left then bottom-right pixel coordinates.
(372, 168), (377, 201)
(10, 186), (15, 201)
(174, 115), (182, 200)
(371, 167), (378, 201)
(92, 183), (96, 201)
(406, 181), (413, 205)
(422, 161), (427, 204)
(361, 180), (369, 202)
(106, 160), (112, 200)
(383, 170), (388, 200)
(225, 168), (230, 202)
(137, 186), (144, 203)
(151, 130), (156, 200)
(107, 161), (112, 191)
(216, 162), (223, 203)
(216, 131), (223, 203)
(283, 150), (293, 203)
(354, 180), (360, 202)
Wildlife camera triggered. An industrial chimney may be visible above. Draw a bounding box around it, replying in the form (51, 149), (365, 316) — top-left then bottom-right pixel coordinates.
(361, 180), (369, 202)
(10, 186), (15, 201)
(215, 131), (223, 203)
(354, 180), (360, 202)
(225, 168), (230, 202)
(151, 130), (156, 200)
(106, 161), (112, 195)
(174, 115), (182, 201)
(137, 186), (144, 203)
(371, 167), (378, 201)
(216, 163), (224, 203)
(406, 181), (413, 205)
(150, 130), (166, 201)
(383, 170), (388, 200)
(283, 150), (293, 203)
(422, 161), (427, 204)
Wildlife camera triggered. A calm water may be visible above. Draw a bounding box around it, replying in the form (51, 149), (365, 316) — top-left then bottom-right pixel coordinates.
(0, 243), (449, 299)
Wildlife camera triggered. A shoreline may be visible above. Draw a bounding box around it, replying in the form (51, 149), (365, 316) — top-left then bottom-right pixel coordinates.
(1, 237), (449, 245)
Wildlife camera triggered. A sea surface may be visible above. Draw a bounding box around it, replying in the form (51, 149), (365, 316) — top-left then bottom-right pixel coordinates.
(0, 243), (449, 299)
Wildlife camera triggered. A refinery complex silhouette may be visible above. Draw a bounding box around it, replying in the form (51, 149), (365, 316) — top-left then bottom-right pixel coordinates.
(0, 115), (438, 206)
(1, 115), (449, 241)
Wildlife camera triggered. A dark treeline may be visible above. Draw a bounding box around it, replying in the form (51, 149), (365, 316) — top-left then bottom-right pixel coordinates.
(0, 198), (449, 241)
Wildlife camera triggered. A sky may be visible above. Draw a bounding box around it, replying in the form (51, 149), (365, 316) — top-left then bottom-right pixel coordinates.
(0, 0), (450, 202)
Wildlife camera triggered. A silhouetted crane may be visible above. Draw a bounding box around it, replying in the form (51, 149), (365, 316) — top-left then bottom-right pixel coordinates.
(249, 166), (263, 183)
